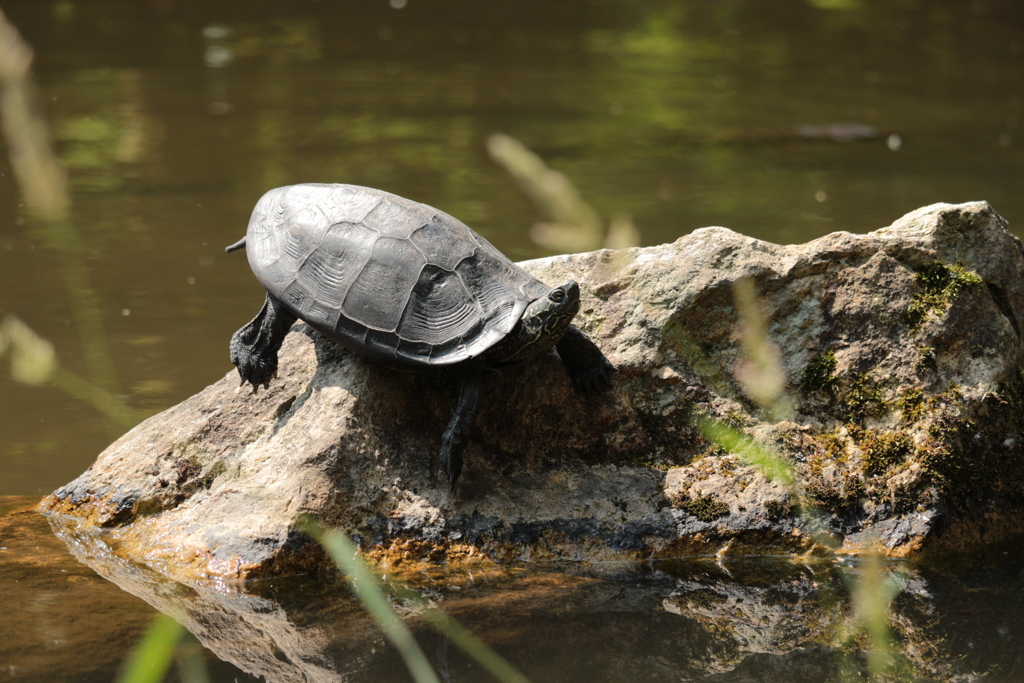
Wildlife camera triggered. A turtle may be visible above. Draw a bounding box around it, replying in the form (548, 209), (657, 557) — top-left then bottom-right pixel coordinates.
(227, 183), (614, 485)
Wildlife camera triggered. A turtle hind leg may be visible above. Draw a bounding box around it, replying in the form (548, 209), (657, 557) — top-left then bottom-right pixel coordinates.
(438, 363), (485, 488)
(555, 325), (615, 393)
(229, 294), (298, 392)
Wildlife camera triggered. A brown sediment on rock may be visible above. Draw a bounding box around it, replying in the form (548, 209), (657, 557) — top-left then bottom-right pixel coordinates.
(41, 201), (1024, 582)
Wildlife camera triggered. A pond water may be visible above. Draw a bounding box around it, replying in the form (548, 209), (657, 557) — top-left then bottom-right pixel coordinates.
(1, 0), (1023, 680)
(5, 496), (1024, 682)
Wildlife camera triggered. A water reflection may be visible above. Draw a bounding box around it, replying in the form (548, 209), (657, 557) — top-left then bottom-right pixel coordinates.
(26, 508), (1019, 682)
(0, 497), (254, 682)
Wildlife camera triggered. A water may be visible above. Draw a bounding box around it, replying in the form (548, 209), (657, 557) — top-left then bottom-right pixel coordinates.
(4, 497), (1024, 682)
(1, 0), (1023, 679)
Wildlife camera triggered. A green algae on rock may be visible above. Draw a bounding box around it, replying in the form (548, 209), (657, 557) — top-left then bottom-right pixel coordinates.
(41, 201), (1024, 581)
(906, 261), (984, 330)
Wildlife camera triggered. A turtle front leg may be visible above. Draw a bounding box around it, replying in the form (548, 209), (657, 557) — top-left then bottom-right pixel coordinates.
(229, 294), (298, 392)
(439, 364), (485, 487)
(555, 325), (615, 393)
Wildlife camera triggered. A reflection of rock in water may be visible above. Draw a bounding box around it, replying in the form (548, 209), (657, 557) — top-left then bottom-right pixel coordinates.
(50, 516), (355, 683)
(663, 567), (836, 673)
(50, 513), (825, 681)
(48, 513), (1013, 682)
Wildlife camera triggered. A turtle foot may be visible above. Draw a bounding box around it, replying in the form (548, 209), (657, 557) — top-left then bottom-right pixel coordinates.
(228, 294), (296, 394)
(438, 439), (464, 489)
(567, 357), (615, 394)
(229, 335), (278, 392)
(437, 363), (484, 488)
(556, 325), (616, 394)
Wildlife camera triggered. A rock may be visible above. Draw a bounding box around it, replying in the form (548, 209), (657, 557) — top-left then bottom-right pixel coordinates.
(42, 201), (1024, 581)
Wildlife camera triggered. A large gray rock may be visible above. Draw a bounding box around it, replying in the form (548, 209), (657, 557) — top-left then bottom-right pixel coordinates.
(42, 201), (1024, 581)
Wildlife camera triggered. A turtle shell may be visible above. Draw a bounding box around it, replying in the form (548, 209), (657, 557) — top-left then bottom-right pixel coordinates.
(245, 183), (551, 370)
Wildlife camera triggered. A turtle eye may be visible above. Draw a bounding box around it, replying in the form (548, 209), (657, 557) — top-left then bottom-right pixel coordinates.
(549, 289), (566, 303)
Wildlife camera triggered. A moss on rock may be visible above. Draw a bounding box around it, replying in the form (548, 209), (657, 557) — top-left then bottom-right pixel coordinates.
(861, 431), (913, 475)
(675, 493), (731, 521)
(907, 261), (983, 330)
(800, 350), (839, 394)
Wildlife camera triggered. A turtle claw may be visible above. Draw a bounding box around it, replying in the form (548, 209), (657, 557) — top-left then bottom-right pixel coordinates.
(233, 361), (275, 395)
(439, 448), (463, 490)
(231, 339), (279, 394)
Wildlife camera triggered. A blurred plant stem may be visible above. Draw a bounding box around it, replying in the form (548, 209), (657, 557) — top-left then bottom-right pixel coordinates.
(115, 613), (210, 683)
(490, 135), (906, 679)
(732, 278), (793, 419)
(301, 515), (531, 683)
(300, 516), (441, 683)
(487, 133), (640, 254)
(837, 554), (912, 681)
(727, 277), (905, 680)
(115, 613), (186, 683)
(0, 12), (66, 219)
(0, 9), (127, 433)
(0, 315), (140, 428)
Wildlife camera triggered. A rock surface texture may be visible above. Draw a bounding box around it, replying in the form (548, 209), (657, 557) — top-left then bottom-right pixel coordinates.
(43, 202), (1024, 581)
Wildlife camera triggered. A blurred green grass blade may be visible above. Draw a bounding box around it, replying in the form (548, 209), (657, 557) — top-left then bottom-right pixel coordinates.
(175, 637), (212, 683)
(383, 579), (530, 683)
(696, 415), (797, 488)
(415, 600), (531, 683)
(116, 613), (185, 683)
(299, 516), (442, 683)
(487, 133), (604, 252)
(303, 515), (531, 683)
(697, 414), (843, 551)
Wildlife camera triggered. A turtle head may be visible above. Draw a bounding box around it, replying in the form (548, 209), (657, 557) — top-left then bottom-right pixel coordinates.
(523, 280), (581, 334)
(488, 281), (581, 366)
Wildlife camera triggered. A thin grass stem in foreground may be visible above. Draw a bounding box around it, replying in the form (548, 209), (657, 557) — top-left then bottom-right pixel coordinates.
(300, 516), (443, 683)
(115, 613), (185, 683)
(491, 139), (907, 678)
(300, 515), (531, 683)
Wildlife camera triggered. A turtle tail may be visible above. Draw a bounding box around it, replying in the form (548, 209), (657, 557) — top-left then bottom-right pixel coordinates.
(225, 236), (247, 253)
